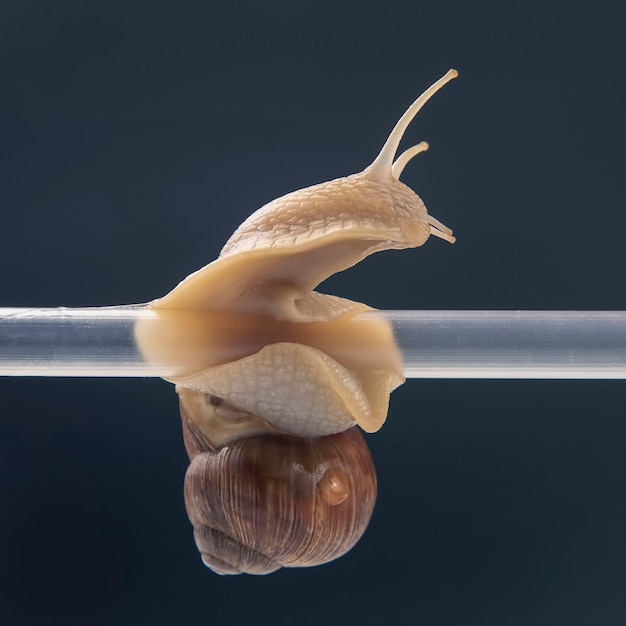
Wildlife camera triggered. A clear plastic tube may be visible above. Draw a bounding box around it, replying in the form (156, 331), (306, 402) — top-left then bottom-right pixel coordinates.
(1, 307), (626, 379)
(0, 306), (160, 377)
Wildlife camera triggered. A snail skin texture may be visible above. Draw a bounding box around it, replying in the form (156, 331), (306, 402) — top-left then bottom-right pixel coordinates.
(135, 69), (457, 574)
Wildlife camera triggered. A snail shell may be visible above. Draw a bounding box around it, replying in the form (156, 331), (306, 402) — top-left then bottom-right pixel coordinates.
(181, 403), (377, 575)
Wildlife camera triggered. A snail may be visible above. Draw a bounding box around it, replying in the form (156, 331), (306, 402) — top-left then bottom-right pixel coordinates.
(135, 69), (458, 573)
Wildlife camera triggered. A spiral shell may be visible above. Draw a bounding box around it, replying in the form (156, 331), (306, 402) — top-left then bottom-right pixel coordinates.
(182, 413), (377, 575)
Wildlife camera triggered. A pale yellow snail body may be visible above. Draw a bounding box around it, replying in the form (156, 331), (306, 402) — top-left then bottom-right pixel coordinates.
(136, 70), (458, 574)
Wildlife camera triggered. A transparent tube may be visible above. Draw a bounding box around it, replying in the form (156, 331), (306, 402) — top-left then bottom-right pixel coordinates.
(1, 307), (626, 379)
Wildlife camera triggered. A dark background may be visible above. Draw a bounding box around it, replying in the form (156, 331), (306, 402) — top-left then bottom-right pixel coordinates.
(1, 1), (626, 624)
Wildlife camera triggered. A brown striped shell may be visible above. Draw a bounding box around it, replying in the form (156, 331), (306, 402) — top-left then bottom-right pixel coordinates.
(181, 409), (377, 575)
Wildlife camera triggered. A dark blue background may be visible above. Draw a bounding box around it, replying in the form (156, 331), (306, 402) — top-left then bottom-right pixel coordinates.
(1, 1), (626, 624)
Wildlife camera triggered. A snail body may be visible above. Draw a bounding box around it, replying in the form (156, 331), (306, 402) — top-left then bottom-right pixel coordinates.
(154, 70), (457, 324)
(138, 69), (458, 438)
